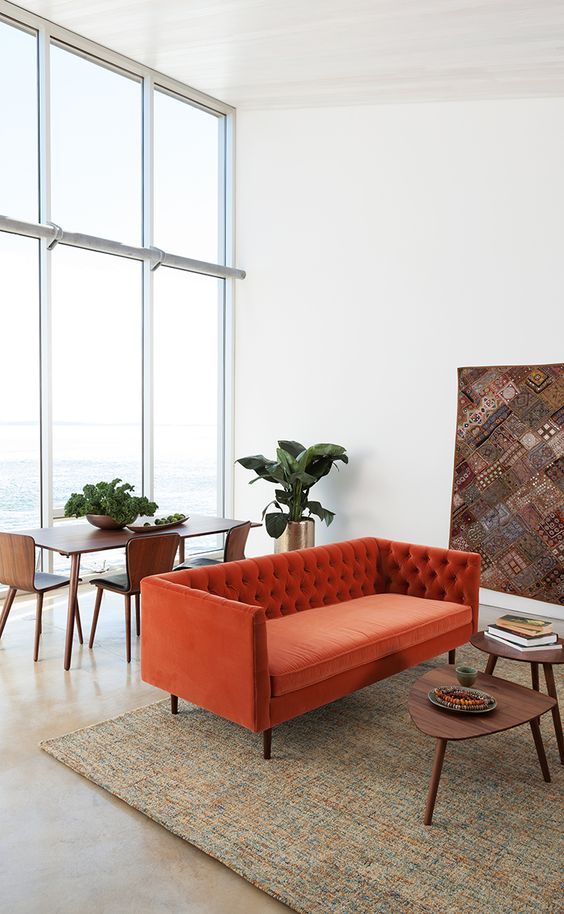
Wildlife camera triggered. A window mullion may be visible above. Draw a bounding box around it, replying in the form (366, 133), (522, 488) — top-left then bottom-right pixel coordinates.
(38, 22), (53, 552)
(142, 72), (154, 501)
(222, 113), (236, 519)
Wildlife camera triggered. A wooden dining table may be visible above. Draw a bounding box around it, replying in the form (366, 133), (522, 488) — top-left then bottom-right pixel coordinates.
(18, 515), (256, 670)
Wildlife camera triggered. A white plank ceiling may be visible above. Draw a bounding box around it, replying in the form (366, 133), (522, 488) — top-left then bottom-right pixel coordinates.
(10, 0), (564, 108)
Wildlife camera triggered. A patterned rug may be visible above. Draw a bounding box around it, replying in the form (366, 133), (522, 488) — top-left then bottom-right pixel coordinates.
(450, 364), (563, 604)
(41, 646), (563, 914)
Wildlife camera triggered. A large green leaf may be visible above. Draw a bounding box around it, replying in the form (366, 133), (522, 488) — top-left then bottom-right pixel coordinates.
(265, 511), (288, 539)
(305, 455), (334, 481)
(277, 440), (306, 459)
(305, 443), (347, 459)
(260, 499), (280, 520)
(247, 462), (288, 486)
(276, 447), (300, 477)
(300, 445), (347, 473)
(306, 500), (336, 526)
(236, 454), (272, 471)
(264, 464), (289, 485)
(287, 470), (318, 488)
(274, 488), (290, 506)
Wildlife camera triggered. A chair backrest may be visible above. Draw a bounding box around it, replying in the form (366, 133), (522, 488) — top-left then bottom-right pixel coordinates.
(223, 521), (252, 563)
(126, 533), (181, 593)
(0, 532), (37, 592)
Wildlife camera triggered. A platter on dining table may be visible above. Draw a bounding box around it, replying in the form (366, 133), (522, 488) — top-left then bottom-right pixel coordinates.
(126, 514), (189, 533)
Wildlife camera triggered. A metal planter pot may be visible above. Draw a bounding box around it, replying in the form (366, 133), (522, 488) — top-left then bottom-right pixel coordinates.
(274, 518), (315, 553)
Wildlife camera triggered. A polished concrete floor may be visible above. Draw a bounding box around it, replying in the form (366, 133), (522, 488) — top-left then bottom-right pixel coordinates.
(0, 590), (562, 913)
(0, 588), (289, 914)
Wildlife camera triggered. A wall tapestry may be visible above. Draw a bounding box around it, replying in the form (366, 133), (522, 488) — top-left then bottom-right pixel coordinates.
(450, 364), (563, 605)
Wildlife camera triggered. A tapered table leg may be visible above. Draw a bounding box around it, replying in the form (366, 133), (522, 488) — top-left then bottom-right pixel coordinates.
(424, 738), (447, 825)
(531, 662), (539, 691)
(63, 553), (81, 671)
(530, 718), (551, 782)
(543, 664), (564, 765)
(485, 654), (498, 676)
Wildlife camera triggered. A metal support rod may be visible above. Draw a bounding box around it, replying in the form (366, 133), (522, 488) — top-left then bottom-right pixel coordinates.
(0, 214), (246, 281)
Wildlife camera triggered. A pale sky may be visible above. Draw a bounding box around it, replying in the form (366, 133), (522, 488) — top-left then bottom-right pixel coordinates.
(0, 18), (221, 430)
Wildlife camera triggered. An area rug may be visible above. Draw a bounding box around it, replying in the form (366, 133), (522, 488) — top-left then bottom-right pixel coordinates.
(41, 647), (563, 914)
(450, 364), (563, 604)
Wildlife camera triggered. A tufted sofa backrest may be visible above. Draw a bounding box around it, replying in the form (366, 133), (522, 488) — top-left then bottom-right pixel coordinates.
(168, 538), (383, 619)
(376, 538), (481, 620)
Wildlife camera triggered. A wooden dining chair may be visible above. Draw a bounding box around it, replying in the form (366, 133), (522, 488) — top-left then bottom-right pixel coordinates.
(0, 532), (84, 662)
(88, 532), (180, 663)
(174, 521), (252, 570)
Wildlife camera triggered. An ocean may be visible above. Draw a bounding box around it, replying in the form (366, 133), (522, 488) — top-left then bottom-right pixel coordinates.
(0, 422), (219, 572)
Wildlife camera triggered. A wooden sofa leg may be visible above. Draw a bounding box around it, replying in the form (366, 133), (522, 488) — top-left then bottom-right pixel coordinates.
(263, 728), (272, 760)
(448, 649), (456, 664)
(171, 694), (178, 715)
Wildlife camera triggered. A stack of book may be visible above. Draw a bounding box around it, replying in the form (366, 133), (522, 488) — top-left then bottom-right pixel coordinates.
(486, 614), (561, 652)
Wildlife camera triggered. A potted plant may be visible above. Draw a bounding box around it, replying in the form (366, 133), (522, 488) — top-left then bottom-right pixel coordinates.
(64, 478), (158, 530)
(236, 440), (348, 552)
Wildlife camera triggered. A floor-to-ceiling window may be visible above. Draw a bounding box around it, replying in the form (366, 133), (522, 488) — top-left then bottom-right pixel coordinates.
(0, 7), (239, 572)
(0, 19), (40, 530)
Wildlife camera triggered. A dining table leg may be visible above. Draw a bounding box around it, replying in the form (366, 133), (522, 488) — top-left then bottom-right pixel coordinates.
(63, 553), (81, 671)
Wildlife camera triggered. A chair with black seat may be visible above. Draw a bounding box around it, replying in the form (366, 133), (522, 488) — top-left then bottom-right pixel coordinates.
(0, 532), (84, 662)
(174, 521), (252, 570)
(89, 532), (180, 663)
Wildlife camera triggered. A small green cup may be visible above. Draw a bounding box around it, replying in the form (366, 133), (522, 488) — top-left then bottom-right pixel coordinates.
(456, 665), (478, 687)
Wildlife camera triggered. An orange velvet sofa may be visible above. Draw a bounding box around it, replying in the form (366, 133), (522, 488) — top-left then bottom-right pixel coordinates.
(141, 538), (480, 758)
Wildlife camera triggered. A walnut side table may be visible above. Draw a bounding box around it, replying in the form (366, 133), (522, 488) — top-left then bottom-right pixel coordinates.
(409, 666), (555, 825)
(471, 631), (564, 765)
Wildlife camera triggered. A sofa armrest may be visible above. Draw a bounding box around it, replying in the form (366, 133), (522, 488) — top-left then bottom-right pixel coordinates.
(140, 574), (271, 732)
(376, 538), (481, 632)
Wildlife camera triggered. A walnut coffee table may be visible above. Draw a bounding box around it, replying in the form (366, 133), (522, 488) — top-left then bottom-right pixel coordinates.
(471, 631), (564, 765)
(409, 665), (555, 825)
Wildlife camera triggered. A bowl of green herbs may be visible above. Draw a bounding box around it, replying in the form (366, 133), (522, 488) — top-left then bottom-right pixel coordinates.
(64, 479), (158, 530)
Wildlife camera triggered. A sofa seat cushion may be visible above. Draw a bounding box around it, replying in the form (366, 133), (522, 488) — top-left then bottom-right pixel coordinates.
(267, 593), (472, 696)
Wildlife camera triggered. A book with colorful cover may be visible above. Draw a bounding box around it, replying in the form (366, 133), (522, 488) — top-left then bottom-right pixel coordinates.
(497, 619), (553, 635)
(488, 625), (557, 645)
(495, 614), (552, 636)
(489, 625), (556, 644)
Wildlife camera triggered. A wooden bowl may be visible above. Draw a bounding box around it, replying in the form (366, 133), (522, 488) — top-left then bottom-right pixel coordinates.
(86, 514), (127, 531)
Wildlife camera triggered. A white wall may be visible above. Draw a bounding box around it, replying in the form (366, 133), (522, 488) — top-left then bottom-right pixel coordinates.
(234, 97), (564, 616)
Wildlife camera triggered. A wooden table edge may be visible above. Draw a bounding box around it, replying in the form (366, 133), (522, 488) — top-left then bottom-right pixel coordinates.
(408, 667), (556, 741)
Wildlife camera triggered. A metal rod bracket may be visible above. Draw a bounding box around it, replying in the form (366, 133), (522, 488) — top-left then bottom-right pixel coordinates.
(149, 247), (165, 271)
(46, 222), (64, 249)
